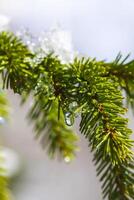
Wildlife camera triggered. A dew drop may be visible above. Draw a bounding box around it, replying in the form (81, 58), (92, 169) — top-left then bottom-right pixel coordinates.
(0, 117), (5, 125)
(65, 112), (74, 126)
(64, 156), (71, 163)
(74, 82), (80, 87)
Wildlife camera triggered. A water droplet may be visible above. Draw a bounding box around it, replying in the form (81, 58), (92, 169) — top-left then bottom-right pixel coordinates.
(0, 117), (5, 125)
(64, 156), (71, 163)
(74, 83), (80, 87)
(65, 112), (74, 126)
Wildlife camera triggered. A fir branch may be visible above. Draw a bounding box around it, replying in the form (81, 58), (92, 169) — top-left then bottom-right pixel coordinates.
(20, 55), (134, 199)
(0, 32), (134, 200)
(27, 97), (78, 160)
(71, 58), (134, 199)
(33, 55), (134, 198)
(0, 32), (33, 94)
(106, 53), (134, 112)
(21, 56), (79, 160)
(0, 91), (10, 200)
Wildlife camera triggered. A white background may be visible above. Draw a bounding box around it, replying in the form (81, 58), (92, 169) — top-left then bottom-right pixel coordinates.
(0, 1), (134, 200)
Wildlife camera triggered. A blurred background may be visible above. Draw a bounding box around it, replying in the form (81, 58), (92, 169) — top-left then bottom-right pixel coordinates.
(0, 0), (134, 200)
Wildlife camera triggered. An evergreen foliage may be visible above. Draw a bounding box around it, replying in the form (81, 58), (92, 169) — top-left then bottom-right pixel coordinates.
(0, 90), (10, 200)
(0, 31), (134, 200)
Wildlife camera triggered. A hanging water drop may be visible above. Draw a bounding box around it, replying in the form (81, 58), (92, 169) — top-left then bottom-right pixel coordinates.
(64, 155), (71, 163)
(0, 117), (5, 125)
(65, 112), (74, 126)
